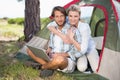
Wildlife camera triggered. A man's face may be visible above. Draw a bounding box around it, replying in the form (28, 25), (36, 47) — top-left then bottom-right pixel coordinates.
(54, 11), (65, 26)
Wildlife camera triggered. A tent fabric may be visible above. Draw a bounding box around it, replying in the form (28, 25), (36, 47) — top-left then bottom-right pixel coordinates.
(63, 71), (108, 80)
(113, 0), (120, 52)
(98, 48), (120, 80)
(104, 0), (120, 52)
(93, 36), (104, 50)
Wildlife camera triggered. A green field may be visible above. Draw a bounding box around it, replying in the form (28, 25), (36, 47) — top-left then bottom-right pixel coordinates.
(0, 19), (24, 40)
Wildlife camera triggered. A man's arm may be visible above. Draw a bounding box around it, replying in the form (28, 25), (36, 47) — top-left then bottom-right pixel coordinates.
(52, 52), (69, 58)
(46, 33), (54, 55)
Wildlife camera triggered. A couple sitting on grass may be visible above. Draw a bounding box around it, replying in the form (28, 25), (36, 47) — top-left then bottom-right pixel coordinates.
(27, 4), (99, 76)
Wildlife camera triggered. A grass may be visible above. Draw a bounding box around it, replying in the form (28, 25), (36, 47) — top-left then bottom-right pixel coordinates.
(0, 19), (41, 80)
(1, 62), (39, 80)
(0, 19), (24, 39)
(0, 41), (42, 80)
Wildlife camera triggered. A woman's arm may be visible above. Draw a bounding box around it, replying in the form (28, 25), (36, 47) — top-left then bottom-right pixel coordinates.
(67, 27), (81, 51)
(79, 24), (91, 54)
(66, 24), (90, 59)
(70, 38), (81, 51)
(48, 26), (71, 44)
(47, 26), (59, 35)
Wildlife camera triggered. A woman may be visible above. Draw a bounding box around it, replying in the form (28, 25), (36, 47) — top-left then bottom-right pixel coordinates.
(48, 5), (99, 73)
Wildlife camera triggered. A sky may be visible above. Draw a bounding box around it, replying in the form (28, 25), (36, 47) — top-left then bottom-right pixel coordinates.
(0, 0), (93, 18)
(0, 0), (25, 18)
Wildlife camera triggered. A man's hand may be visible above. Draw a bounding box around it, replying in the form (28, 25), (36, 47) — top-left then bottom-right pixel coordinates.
(51, 53), (62, 58)
(52, 52), (69, 58)
(46, 47), (54, 58)
(46, 47), (52, 54)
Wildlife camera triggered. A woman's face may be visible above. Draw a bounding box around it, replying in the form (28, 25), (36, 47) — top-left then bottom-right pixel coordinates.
(68, 11), (80, 27)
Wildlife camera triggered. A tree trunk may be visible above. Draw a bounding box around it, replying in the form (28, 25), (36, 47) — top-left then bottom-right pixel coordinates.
(24, 0), (40, 42)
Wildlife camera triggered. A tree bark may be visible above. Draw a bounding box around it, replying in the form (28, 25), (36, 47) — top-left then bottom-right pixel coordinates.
(24, 0), (40, 42)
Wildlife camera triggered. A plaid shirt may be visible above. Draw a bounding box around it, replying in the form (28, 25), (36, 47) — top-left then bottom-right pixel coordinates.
(47, 21), (82, 61)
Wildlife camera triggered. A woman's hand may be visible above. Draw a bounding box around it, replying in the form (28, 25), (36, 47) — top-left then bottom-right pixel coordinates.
(60, 34), (72, 44)
(66, 27), (76, 44)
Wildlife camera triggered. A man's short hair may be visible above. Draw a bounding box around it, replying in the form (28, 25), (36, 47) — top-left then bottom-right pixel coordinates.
(51, 6), (67, 17)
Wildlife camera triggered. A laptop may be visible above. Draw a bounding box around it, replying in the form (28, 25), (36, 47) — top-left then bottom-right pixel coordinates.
(27, 45), (50, 61)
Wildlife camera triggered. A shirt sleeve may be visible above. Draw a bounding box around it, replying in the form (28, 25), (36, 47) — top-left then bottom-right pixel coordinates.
(67, 45), (83, 61)
(68, 23), (92, 61)
(48, 33), (54, 49)
(67, 28), (82, 61)
(47, 21), (58, 28)
(74, 28), (81, 44)
(79, 23), (91, 54)
(47, 21), (57, 48)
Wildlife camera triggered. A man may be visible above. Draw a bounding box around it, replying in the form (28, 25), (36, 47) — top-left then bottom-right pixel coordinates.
(27, 6), (77, 74)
